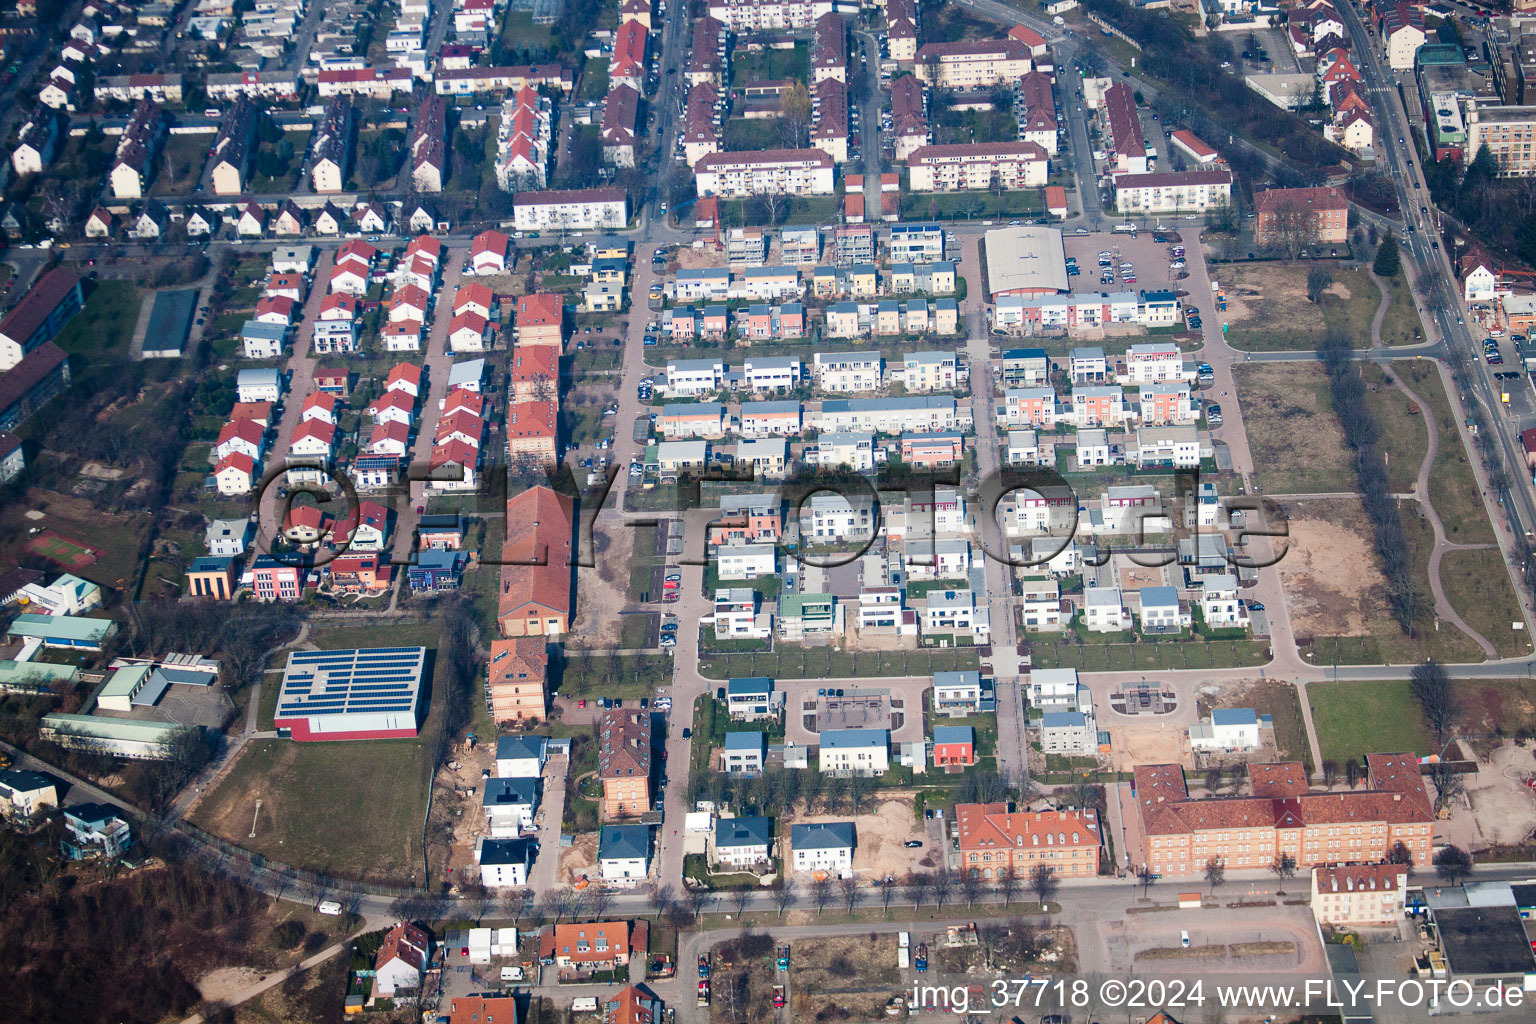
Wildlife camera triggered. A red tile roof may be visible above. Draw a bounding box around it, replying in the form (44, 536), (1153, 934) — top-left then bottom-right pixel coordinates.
(517, 292), (563, 328)
(954, 802), (1099, 852)
(498, 486), (574, 623)
(0, 268), (80, 346)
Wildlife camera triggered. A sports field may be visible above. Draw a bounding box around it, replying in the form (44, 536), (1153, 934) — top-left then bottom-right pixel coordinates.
(24, 530), (102, 570)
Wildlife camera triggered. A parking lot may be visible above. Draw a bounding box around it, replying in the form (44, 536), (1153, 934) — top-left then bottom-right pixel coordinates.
(1060, 230), (1194, 297)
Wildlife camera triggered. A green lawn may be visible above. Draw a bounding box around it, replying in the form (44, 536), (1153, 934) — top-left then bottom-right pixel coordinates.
(1306, 680), (1436, 763)
(699, 647), (980, 679)
(151, 133), (212, 196)
(1362, 364), (1429, 494)
(725, 117), (787, 152)
(500, 11), (555, 52)
(555, 653), (674, 698)
(716, 195), (842, 227)
(731, 42), (808, 84)
(1028, 636), (1271, 671)
(1438, 547), (1531, 659)
(901, 190), (1043, 222)
(1395, 360), (1496, 545)
(53, 279), (141, 362)
(1379, 272), (1425, 346)
(189, 738), (433, 885)
(1223, 264), (1397, 352)
(579, 58), (610, 102)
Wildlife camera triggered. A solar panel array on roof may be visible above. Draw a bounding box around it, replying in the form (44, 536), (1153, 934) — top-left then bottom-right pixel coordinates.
(274, 648), (430, 739)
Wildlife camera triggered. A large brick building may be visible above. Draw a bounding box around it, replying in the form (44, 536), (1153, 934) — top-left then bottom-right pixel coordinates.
(487, 637), (548, 724)
(955, 802), (1102, 879)
(1134, 754), (1434, 878)
(1253, 186), (1349, 247)
(598, 709), (652, 819)
(497, 486), (575, 637)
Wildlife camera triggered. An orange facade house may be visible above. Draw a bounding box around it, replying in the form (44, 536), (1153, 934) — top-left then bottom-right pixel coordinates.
(1135, 754), (1433, 878)
(599, 709), (651, 819)
(497, 486), (575, 637)
(487, 636), (549, 724)
(955, 802), (1102, 879)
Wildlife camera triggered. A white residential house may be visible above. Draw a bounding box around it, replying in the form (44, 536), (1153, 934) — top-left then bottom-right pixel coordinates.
(921, 588), (990, 642)
(476, 838), (533, 887)
(1040, 710), (1096, 756)
(742, 356), (801, 392)
(666, 359), (724, 396)
(1189, 707), (1262, 752)
(932, 670), (989, 717)
(236, 368), (282, 403)
(598, 824), (652, 884)
(790, 821), (855, 878)
(902, 538), (970, 582)
(813, 351), (882, 392)
(1027, 668), (1083, 711)
(720, 732), (767, 776)
(1020, 579), (1063, 631)
(495, 735), (549, 778)
(1464, 261), (1498, 303)
(1137, 586), (1186, 634)
(802, 493), (877, 541)
(482, 777), (539, 835)
(714, 815), (772, 869)
(1199, 574), (1250, 628)
(715, 542), (776, 580)
(818, 728), (890, 776)
(1083, 585), (1130, 632)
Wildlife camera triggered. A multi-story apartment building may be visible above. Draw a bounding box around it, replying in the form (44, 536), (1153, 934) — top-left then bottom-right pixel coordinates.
(487, 637), (548, 724)
(913, 38), (1032, 89)
(1113, 170), (1233, 214)
(512, 188), (629, 231)
(1465, 105), (1536, 176)
(1122, 342), (1184, 384)
(1253, 186), (1350, 246)
(889, 222), (945, 262)
(813, 351), (882, 392)
(812, 11), (846, 83)
(1101, 81), (1147, 173)
(1135, 754), (1434, 878)
(1310, 863), (1409, 928)
(687, 16), (727, 87)
(897, 350), (963, 392)
(813, 396), (971, 434)
(955, 803), (1101, 880)
(707, 0), (831, 31)
(907, 141), (1048, 191)
(694, 148), (836, 197)
(497, 87), (552, 191)
(1015, 71), (1058, 155)
(598, 709), (651, 819)
(1138, 382), (1195, 424)
(1002, 387), (1060, 427)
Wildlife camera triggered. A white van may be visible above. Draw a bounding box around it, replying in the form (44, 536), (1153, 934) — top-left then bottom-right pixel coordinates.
(1180, 930), (1191, 948)
(317, 900), (342, 916)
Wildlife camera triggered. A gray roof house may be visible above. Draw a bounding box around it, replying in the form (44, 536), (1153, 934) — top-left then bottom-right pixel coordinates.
(714, 815), (773, 868)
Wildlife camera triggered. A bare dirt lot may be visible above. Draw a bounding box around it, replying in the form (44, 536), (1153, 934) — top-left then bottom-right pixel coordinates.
(1220, 263), (1344, 332)
(784, 794), (926, 880)
(1275, 497), (1386, 637)
(1441, 742), (1536, 849)
(1108, 721), (1192, 772)
(1233, 364), (1354, 495)
(558, 832), (599, 885)
(790, 934), (904, 1022)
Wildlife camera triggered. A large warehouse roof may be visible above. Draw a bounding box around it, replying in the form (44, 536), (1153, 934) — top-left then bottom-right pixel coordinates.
(983, 226), (1069, 297)
(275, 647), (428, 739)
